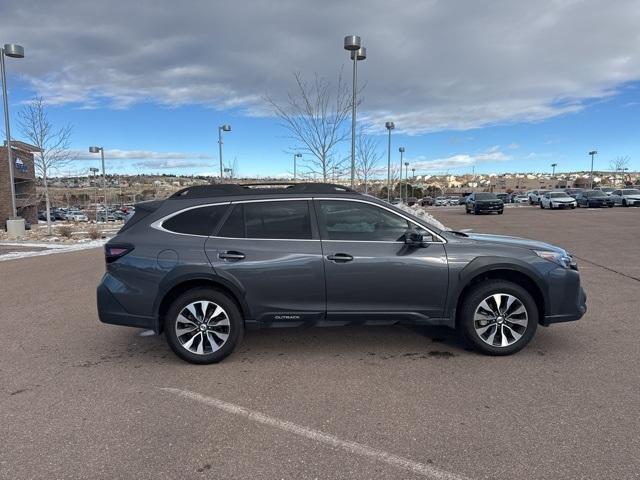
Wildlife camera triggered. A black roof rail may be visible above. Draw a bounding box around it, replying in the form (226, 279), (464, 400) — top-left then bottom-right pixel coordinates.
(169, 182), (359, 199)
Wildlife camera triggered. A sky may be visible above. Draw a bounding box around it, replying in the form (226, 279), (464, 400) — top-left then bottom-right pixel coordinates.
(1, 0), (639, 178)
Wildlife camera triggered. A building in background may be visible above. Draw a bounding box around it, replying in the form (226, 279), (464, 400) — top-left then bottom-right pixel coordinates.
(1, 140), (40, 227)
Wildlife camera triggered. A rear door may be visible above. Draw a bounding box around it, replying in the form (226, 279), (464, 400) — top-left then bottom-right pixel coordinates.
(315, 199), (449, 323)
(205, 199), (325, 325)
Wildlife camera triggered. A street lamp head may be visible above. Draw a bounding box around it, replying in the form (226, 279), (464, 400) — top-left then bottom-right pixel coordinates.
(220, 125), (231, 132)
(89, 146), (102, 153)
(399, 147), (405, 153)
(343, 35), (361, 51)
(350, 47), (367, 61)
(385, 121), (395, 130)
(295, 153), (302, 158)
(3, 44), (25, 58)
(404, 162), (409, 167)
(589, 150), (597, 155)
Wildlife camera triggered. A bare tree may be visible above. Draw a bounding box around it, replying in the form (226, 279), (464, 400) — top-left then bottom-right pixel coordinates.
(610, 156), (630, 186)
(18, 97), (74, 234)
(265, 71), (352, 181)
(356, 130), (382, 194)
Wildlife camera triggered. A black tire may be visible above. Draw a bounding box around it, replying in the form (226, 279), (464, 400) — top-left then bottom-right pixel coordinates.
(498, 209), (504, 215)
(570, 205), (575, 209)
(623, 200), (628, 207)
(540, 203), (544, 209)
(164, 288), (244, 364)
(458, 280), (538, 356)
(474, 207), (479, 215)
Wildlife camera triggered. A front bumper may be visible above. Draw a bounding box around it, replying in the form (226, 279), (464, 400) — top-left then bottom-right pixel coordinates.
(552, 202), (576, 209)
(476, 204), (503, 211)
(541, 267), (587, 325)
(97, 280), (156, 331)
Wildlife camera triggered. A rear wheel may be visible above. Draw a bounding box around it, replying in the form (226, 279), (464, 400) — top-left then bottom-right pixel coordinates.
(164, 288), (244, 364)
(459, 280), (538, 356)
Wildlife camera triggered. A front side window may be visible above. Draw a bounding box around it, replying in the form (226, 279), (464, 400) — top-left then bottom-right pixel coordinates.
(318, 200), (418, 242)
(217, 201), (312, 239)
(163, 205), (228, 236)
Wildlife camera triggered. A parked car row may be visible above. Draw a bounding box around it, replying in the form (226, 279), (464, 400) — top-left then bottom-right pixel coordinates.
(36, 206), (134, 224)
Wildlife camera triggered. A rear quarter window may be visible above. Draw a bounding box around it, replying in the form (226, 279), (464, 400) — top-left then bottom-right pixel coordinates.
(162, 205), (229, 236)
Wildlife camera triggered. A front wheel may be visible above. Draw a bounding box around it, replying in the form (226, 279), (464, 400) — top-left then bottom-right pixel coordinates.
(164, 288), (244, 364)
(459, 280), (538, 355)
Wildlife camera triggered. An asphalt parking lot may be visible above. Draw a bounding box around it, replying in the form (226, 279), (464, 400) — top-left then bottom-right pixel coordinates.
(1, 206), (639, 480)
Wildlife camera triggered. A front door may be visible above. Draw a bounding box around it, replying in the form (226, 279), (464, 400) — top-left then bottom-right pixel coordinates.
(315, 199), (449, 323)
(205, 199), (325, 325)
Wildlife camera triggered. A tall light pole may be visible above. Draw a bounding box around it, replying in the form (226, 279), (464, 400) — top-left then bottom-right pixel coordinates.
(589, 150), (597, 189)
(344, 35), (366, 189)
(411, 167), (415, 198)
(385, 121), (395, 202)
(1, 43), (25, 235)
(89, 167), (99, 222)
(293, 153), (302, 181)
(218, 124), (231, 182)
(551, 163), (557, 177)
(89, 146), (107, 214)
(399, 147), (405, 202)
(404, 162), (409, 203)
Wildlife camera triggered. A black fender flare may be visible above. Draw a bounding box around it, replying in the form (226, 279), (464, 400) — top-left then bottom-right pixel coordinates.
(152, 266), (250, 330)
(446, 256), (549, 321)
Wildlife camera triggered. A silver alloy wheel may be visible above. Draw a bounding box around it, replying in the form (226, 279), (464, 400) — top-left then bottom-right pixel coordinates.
(473, 293), (528, 348)
(175, 301), (231, 355)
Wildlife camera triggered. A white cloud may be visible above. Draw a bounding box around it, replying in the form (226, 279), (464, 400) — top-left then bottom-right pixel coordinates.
(2, 0), (640, 133)
(73, 149), (214, 161)
(406, 147), (512, 172)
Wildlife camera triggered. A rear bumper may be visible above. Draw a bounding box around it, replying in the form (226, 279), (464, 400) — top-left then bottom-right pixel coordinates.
(97, 281), (156, 331)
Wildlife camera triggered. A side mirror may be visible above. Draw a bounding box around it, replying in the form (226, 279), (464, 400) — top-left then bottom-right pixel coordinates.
(404, 228), (430, 247)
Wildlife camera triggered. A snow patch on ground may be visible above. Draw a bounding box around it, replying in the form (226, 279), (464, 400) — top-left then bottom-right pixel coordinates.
(0, 239), (107, 262)
(395, 203), (450, 231)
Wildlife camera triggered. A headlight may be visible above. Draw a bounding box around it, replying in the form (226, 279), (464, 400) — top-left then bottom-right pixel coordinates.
(534, 250), (573, 269)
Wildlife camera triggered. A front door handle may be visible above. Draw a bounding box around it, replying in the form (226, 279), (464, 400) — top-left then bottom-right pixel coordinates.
(219, 251), (246, 260)
(327, 253), (353, 263)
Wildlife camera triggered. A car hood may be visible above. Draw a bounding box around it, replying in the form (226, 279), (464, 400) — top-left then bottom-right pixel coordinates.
(461, 232), (566, 254)
(550, 197), (575, 202)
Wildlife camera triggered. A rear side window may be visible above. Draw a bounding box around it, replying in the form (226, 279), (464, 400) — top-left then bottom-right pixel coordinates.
(217, 201), (312, 239)
(163, 205), (228, 236)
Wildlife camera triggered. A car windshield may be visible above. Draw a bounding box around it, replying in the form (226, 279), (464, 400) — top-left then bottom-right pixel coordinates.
(623, 189), (640, 195)
(600, 188), (614, 193)
(475, 193), (497, 200)
(587, 191), (605, 197)
(549, 192), (568, 198)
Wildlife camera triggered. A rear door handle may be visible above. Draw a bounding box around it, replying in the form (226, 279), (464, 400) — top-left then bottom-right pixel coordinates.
(219, 251), (246, 260)
(327, 253), (353, 263)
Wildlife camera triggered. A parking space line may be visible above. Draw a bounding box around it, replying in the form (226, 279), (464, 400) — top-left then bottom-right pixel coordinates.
(160, 387), (471, 480)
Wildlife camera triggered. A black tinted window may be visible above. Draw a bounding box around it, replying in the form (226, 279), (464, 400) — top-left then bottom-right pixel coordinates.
(163, 205), (228, 236)
(319, 201), (412, 241)
(217, 201), (312, 239)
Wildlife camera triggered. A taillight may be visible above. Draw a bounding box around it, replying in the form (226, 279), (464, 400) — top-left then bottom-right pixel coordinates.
(105, 243), (134, 263)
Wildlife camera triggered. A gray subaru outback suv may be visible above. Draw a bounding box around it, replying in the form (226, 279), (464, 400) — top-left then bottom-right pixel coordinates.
(97, 183), (586, 364)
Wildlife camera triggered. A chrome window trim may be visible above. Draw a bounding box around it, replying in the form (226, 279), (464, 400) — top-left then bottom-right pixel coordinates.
(150, 196), (446, 243)
(314, 197), (447, 244)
